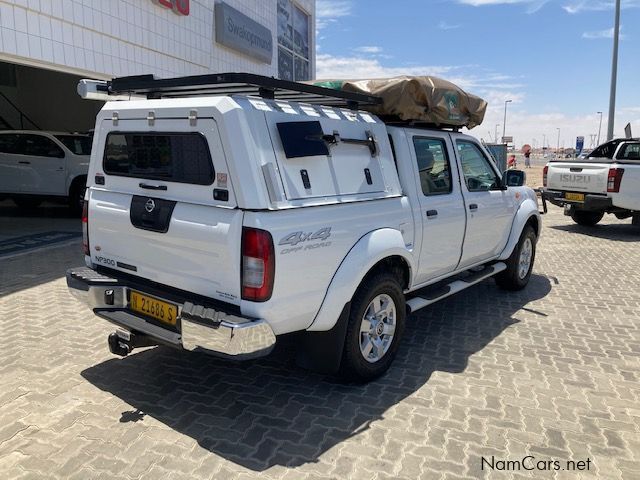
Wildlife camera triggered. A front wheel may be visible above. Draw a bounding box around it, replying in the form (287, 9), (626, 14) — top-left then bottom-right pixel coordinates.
(339, 273), (406, 382)
(495, 226), (537, 291)
(570, 209), (603, 226)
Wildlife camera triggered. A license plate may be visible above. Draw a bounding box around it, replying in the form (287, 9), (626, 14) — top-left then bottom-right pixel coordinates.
(130, 291), (178, 326)
(565, 192), (585, 202)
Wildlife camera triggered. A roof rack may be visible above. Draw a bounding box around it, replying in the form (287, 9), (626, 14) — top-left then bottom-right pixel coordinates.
(102, 73), (382, 109)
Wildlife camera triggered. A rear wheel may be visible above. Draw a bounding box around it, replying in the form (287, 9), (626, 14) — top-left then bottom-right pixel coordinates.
(495, 226), (537, 291)
(570, 209), (604, 226)
(339, 273), (405, 382)
(68, 178), (87, 216)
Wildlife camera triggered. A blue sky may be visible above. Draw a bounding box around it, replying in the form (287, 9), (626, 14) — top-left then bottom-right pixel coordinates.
(315, 0), (640, 149)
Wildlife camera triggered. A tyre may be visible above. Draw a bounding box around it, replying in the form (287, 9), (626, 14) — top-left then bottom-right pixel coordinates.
(495, 226), (537, 291)
(13, 197), (41, 210)
(68, 178), (87, 216)
(570, 209), (604, 226)
(339, 272), (406, 382)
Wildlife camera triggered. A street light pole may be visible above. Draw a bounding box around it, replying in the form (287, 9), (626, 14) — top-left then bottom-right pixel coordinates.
(597, 111), (603, 145)
(556, 128), (561, 158)
(502, 100), (512, 141)
(495, 124), (500, 143)
(607, 0), (621, 141)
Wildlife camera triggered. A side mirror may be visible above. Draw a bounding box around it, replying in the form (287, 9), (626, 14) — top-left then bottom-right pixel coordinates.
(502, 169), (526, 187)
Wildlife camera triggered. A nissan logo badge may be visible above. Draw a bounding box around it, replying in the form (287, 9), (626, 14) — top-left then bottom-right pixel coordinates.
(145, 198), (156, 213)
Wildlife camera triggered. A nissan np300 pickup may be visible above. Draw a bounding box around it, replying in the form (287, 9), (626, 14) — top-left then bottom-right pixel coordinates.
(67, 74), (541, 381)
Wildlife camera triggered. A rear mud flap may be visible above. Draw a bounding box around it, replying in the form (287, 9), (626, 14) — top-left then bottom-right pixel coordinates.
(296, 302), (351, 375)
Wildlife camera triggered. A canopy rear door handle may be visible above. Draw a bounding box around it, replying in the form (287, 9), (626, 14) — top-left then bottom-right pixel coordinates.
(18, 161), (31, 164)
(139, 183), (167, 191)
(469, 204), (478, 211)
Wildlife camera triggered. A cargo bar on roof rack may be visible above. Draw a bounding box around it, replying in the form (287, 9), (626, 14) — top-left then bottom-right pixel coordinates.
(106, 73), (382, 109)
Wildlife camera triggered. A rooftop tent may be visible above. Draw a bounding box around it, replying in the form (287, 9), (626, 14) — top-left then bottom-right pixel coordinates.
(311, 76), (488, 129)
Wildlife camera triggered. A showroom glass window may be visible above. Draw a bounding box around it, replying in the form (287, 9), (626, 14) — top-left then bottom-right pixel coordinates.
(277, 0), (310, 81)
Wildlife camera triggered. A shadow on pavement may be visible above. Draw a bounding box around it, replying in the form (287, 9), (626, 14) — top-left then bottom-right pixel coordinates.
(0, 203), (76, 219)
(82, 274), (552, 471)
(0, 201), (83, 298)
(549, 222), (639, 242)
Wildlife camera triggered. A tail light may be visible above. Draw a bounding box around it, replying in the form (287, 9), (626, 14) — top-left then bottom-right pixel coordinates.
(241, 227), (275, 302)
(607, 168), (624, 193)
(543, 165), (548, 187)
(81, 200), (89, 255)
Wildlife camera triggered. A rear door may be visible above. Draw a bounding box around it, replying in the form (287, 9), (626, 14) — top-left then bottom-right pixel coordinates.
(88, 118), (244, 305)
(409, 132), (466, 284)
(454, 138), (516, 268)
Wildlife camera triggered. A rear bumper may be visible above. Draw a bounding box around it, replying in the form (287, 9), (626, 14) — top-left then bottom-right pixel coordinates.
(66, 267), (275, 360)
(541, 189), (613, 211)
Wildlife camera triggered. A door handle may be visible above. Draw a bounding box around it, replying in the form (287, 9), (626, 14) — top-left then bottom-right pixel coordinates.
(469, 204), (478, 210)
(426, 209), (438, 218)
(139, 183), (167, 191)
(18, 161), (31, 164)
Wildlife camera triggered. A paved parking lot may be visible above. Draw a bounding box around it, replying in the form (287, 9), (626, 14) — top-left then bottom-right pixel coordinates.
(0, 208), (638, 479)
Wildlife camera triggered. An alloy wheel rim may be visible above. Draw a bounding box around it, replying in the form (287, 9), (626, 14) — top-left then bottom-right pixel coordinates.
(518, 238), (533, 279)
(359, 293), (396, 363)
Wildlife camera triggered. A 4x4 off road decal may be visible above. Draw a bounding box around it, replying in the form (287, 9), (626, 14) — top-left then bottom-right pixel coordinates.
(279, 227), (332, 254)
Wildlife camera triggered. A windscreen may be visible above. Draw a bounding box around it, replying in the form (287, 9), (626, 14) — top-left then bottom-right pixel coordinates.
(103, 132), (214, 185)
(55, 135), (92, 155)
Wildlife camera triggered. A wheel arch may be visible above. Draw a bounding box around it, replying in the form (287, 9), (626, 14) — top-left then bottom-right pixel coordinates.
(68, 174), (88, 197)
(306, 228), (415, 332)
(499, 197), (541, 261)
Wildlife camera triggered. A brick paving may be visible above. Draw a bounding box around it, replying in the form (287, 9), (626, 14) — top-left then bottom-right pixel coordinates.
(0, 208), (638, 479)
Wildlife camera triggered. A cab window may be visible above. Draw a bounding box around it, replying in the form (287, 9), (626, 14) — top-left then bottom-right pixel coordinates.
(19, 134), (65, 158)
(0, 134), (19, 154)
(412, 137), (452, 196)
(456, 140), (499, 192)
(589, 140), (620, 159)
(617, 142), (640, 160)
(55, 135), (92, 156)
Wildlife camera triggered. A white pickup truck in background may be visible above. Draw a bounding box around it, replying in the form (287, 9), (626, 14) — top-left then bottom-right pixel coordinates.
(542, 138), (640, 227)
(0, 130), (91, 213)
(67, 74), (541, 382)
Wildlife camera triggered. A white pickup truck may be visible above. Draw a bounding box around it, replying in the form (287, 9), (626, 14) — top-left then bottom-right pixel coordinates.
(542, 138), (640, 227)
(67, 74), (541, 381)
(0, 130), (91, 213)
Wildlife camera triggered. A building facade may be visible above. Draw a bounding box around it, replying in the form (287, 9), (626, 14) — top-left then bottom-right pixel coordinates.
(0, 0), (316, 131)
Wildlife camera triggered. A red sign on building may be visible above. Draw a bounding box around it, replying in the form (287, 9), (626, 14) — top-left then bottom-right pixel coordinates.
(152, 0), (190, 16)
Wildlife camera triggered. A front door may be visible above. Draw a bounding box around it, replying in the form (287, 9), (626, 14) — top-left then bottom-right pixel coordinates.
(16, 134), (67, 195)
(454, 137), (516, 268)
(411, 133), (466, 284)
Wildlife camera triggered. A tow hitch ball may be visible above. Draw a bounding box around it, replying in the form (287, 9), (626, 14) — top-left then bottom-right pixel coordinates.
(108, 330), (156, 357)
